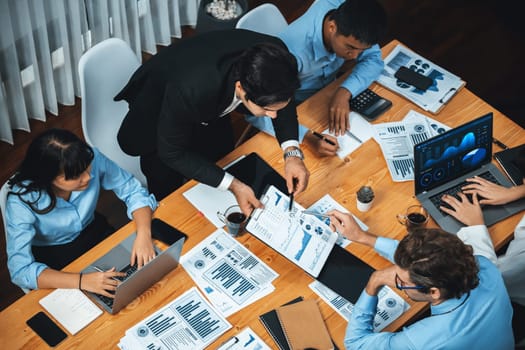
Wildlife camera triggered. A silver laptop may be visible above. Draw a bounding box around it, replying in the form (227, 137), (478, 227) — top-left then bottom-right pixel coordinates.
(81, 226), (185, 314)
(414, 112), (525, 233)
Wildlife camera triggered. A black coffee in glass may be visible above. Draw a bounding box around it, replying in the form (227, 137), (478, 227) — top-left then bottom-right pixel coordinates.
(227, 212), (246, 223)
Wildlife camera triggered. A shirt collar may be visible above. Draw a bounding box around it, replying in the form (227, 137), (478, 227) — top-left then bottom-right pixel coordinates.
(312, 12), (336, 62)
(430, 292), (470, 316)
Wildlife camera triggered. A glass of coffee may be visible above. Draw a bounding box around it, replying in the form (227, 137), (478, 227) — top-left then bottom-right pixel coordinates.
(396, 205), (429, 231)
(217, 205), (247, 237)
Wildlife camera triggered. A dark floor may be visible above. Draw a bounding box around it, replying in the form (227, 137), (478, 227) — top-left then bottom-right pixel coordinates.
(0, 0), (524, 312)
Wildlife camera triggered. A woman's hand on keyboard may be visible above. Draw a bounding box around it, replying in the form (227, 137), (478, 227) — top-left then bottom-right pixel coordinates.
(462, 176), (525, 205)
(83, 268), (127, 297)
(440, 192), (484, 226)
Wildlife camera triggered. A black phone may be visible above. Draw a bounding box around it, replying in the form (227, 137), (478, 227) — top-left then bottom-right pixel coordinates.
(151, 218), (188, 245)
(394, 66), (433, 91)
(26, 311), (67, 347)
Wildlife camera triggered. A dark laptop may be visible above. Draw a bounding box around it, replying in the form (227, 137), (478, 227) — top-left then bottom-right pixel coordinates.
(81, 219), (186, 314)
(414, 112), (525, 233)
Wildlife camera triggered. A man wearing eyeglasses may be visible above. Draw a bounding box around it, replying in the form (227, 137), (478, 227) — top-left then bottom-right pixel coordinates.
(245, 0), (387, 157)
(328, 210), (514, 349)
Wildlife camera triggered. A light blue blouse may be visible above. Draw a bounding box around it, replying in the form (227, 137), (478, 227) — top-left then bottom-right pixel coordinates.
(344, 237), (514, 349)
(6, 148), (157, 290)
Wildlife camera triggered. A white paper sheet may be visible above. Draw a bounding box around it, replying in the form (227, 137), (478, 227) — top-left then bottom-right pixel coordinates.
(182, 156), (246, 228)
(246, 185), (338, 277)
(118, 287), (231, 350)
(322, 112), (375, 158)
(39, 288), (102, 335)
(214, 327), (271, 350)
(307, 194), (369, 248)
(309, 281), (409, 332)
(373, 110), (451, 181)
(377, 44), (465, 113)
(181, 229), (278, 317)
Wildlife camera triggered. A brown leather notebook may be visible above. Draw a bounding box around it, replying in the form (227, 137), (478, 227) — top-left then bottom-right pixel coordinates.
(276, 299), (334, 350)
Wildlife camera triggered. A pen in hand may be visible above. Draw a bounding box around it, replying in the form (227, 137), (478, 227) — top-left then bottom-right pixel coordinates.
(288, 178), (298, 212)
(345, 130), (363, 144)
(312, 130), (336, 146)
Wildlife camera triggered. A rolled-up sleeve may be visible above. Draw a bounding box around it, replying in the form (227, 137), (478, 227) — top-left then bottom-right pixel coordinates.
(341, 44), (384, 97)
(95, 149), (157, 218)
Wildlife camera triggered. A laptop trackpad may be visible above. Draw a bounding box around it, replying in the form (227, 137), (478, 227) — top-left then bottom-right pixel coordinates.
(90, 245), (130, 271)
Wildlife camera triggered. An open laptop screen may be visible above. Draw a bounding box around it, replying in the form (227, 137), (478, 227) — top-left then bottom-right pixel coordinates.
(414, 112), (493, 194)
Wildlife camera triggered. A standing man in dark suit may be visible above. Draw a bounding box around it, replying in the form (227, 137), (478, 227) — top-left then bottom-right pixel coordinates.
(115, 29), (309, 216)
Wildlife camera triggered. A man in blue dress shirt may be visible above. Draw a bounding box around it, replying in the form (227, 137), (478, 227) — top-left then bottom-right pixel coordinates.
(328, 210), (514, 349)
(246, 0), (387, 156)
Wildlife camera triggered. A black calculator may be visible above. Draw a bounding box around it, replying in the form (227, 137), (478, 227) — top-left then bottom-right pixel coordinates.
(349, 88), (392, 121)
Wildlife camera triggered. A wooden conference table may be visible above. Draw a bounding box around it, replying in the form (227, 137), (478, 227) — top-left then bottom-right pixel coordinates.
(1, 40), (523, 349)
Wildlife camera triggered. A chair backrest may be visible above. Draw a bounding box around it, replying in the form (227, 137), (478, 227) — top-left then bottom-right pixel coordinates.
(78, 38), (147, 186)
(1, 179), (29, 293)
(235, 3), (288, 36)
(0, 180), (9, 234)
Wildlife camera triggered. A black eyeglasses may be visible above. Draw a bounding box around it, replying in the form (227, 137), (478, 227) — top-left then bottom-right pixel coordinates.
(395, 273), (426, 291)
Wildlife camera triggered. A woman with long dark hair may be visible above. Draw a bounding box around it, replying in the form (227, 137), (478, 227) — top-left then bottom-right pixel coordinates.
(5, 129), (157, 297)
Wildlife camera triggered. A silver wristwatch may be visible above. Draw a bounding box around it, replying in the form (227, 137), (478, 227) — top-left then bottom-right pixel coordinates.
(283, 147), (304, 161)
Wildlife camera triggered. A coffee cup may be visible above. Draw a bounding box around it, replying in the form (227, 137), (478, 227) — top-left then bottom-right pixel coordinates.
(217, 205), (247, 237)
(396, 205), (429, 231)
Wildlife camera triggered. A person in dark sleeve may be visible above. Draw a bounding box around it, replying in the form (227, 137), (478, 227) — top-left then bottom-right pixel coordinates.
(115, 29), (309, 215)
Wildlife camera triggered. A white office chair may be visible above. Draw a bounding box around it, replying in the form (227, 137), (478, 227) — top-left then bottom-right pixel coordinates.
(1, 179), (30, 294)
(235, 3), (288, 36)
(235, 3), (289, 146)
(78, 38), (147, 186)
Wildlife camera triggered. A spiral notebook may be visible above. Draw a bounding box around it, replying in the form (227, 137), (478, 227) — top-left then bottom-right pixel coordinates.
(259, 297), (338, 350)
(276, 299), (334, 350)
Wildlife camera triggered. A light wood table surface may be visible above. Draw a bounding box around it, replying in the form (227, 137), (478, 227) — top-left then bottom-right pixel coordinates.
(1, 40), (523, 349)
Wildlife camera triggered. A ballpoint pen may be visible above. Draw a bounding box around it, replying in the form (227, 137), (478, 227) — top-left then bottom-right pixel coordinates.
(345, 130), (363, 144)
(301, 210), (331, 220)
(312, 130), (336, 146)
(492, 137), (508, 150)
(288, 178), (298, 212)
(216, 336), (238, 350)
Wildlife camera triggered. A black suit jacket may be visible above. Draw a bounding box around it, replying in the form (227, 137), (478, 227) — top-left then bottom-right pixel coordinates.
(115, 29), (299, 187)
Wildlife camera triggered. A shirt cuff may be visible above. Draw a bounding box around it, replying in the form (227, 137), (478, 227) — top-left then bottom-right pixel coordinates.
(280, 140), (300, 151)
(217, 172), (234, 191)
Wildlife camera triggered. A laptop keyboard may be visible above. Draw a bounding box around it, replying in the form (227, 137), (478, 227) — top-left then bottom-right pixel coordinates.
(429, 171), (500, 215)
(95, 264), (138, 309)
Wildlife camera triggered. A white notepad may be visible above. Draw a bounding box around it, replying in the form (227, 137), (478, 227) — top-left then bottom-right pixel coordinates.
(39, 288), (103, 335)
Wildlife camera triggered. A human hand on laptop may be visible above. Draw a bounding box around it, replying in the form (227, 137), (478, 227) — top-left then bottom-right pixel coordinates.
(461, 176), (525, 205)
(82, 268), (126, 298)
(131, 234), (156, 268)
(440, 192), (484, 226)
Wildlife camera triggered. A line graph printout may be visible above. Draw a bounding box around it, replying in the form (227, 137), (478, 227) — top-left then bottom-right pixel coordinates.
(246, 185), (338, 277)
(118, 287), (231, 350)
(181, 229), (278, 317)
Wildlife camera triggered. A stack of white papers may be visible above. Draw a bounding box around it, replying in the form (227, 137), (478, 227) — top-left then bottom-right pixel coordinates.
(39, 288), (102, 335)
(118, 287), (231, 350)
(181, 229), (279, 317)
(377, 44), (465, 113)
(373, 110), (451, 181)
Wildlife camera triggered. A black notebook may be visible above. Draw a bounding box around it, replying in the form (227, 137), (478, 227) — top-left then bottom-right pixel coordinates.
(259, 297), (339, 350)
(494, 143), (525, 185)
